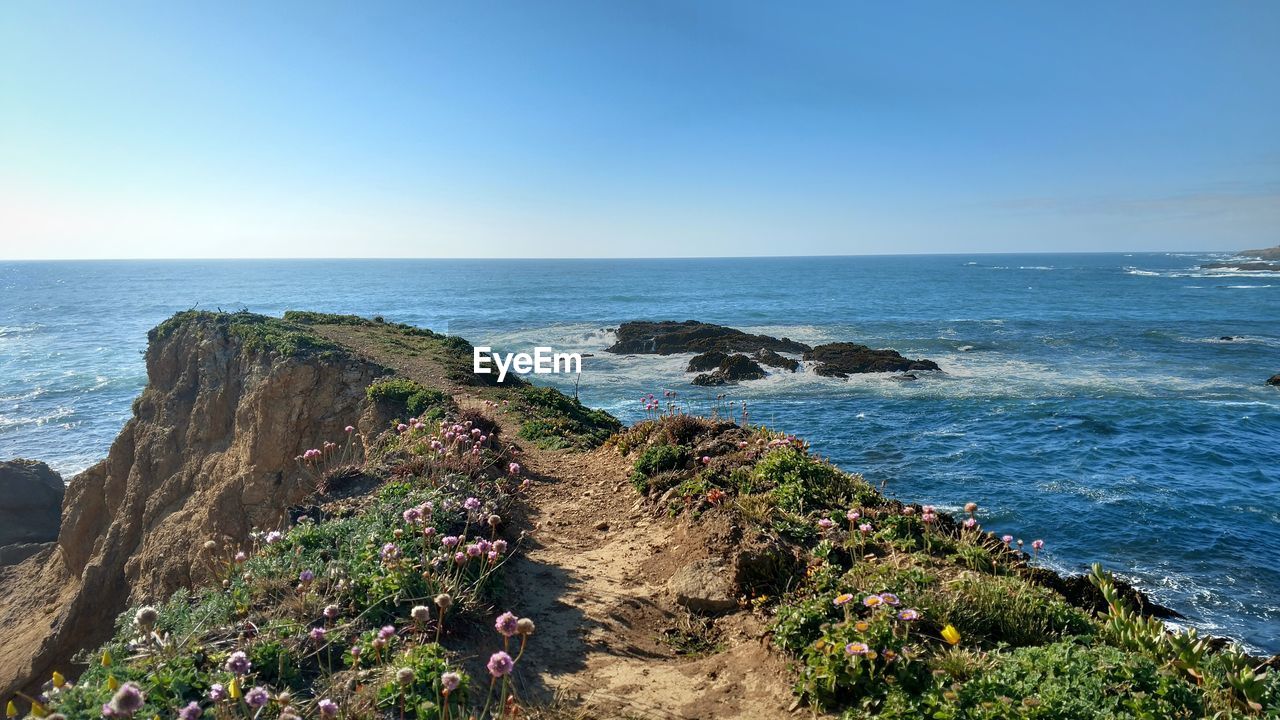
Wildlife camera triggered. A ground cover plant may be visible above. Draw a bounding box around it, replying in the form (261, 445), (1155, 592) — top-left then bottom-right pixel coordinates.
(614, 405), (1280, 719)
(21, 409), (542, 720)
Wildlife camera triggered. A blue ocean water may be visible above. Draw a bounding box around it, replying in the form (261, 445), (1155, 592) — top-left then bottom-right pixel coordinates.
(1, 253), (1277, 652)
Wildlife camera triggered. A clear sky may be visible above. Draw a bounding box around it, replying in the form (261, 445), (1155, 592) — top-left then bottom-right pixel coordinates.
(2, 1), (1278, 259)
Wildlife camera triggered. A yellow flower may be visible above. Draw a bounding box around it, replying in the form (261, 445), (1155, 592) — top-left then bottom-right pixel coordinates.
(941, 624), (961, 645)
(29, 702), (47, 718)
(855, 621), (869, 632)
(52, 671), (66, 688)
(101, 650), (113, 667)
(107, 675), (119, 691)
(6, 700), (18, 718)
(229, 677), (241, 700)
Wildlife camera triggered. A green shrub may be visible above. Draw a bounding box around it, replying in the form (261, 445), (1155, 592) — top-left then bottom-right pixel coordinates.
(515, 386), (621, 450)
(753, 447), (879, 516)
(375, 644), (469, 719)
(630, 443), (689, 492)
(874, 639), (1206, 719)
(366, 377), (451, 421)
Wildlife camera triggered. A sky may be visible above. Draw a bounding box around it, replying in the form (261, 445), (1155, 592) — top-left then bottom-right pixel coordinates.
(1, 1), (1278, 259)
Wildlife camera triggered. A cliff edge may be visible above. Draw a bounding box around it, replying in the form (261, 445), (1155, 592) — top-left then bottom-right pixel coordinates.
(0, 312), (387, 700)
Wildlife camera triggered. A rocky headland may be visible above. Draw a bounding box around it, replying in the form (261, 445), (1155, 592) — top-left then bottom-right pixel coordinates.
(1198, 245), (1280, 272)
(1, 311), (1274, 720)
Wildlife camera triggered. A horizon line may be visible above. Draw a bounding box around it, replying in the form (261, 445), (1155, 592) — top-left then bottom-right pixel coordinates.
(0, 248), (1245, 262)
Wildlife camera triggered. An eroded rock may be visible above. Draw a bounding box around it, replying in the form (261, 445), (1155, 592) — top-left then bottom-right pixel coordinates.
(804, 342), (940, 377)
(608, 320), (810, 356)
(0, 460), (63, 549)
(691, 355), (766, 386)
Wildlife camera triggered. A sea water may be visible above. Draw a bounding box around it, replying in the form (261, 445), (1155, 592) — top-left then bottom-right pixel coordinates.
(1, 253), (1277, 652)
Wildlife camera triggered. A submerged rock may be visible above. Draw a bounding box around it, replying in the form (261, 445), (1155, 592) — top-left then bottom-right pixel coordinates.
(0, 460), (63, 550)
(692, 354), (767, 386)
(804, 342), (940, 377)
(608, 320), (810, 355)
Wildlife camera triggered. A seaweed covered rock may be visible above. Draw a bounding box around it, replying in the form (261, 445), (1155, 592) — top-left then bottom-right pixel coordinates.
(804, 342), (940, 377)
(608, 320), (810, 355)
(692, 354), (767, 386)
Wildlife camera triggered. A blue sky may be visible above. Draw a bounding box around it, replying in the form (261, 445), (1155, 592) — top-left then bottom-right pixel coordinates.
(2, 1), (1277, 259)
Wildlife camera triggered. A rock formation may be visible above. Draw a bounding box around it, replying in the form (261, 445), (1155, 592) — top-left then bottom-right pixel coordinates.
(607, 320), (810, 355)
(0, 460), (63, 555)
(753, 348), (800, 372)
(691, 354), (767, 386)
(0, 312), (387, 700)
(804, 342), (941, 377)
(1268, 374), (1280, 387)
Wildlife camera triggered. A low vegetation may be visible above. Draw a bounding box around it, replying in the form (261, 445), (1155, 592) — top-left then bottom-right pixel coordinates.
(614, 409), (1280, 718)
(151, 311), (345, 358)
(510, 386), (621, 451)
(27, 410), (540, 720)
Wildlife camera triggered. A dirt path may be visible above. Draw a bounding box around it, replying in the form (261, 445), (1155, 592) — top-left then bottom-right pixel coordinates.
(311, 324), (799, 719)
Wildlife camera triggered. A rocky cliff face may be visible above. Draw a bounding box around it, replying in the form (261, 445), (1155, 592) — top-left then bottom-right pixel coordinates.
(0, 313), (387, 700)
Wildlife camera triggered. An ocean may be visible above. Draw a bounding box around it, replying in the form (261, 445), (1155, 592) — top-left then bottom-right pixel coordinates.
(1, 253), (1277, 653)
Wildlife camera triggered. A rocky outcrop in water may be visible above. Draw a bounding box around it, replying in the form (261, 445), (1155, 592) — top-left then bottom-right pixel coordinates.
(804, 342), (941, 377)
(0, 312), (388, 700)
(692, 354), (767, 386)
(753, 348), (800, 372)
(687, 350), (729, 372)
(608, 320), (810, 355)
(1199, 261), (1280, 272)
(0, 460), (63, 555)
(1268, 374), (1280, 387)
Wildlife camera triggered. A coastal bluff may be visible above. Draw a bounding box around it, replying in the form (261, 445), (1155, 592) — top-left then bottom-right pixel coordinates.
(0, 313), (387, 702)
(1, 310), (1274, 719)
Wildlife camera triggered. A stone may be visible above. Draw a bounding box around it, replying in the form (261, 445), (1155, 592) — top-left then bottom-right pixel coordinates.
(607, 320), (810, 355)
(667, 557), (737, 613)
(0, 459), (63, 549)
(803, 342), (940, 377)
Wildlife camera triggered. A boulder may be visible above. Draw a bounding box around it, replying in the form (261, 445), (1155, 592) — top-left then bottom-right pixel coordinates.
(687, 350), (729, 372)
(1268, 374), (1280, 387)
(0, 460), (63, 548)
(608, 320), (810, 355)
(753, 348), (799, 372)
(803, 342), (940, 377)
(667, 557), (737, 613)
(692, 354), (766, 386)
